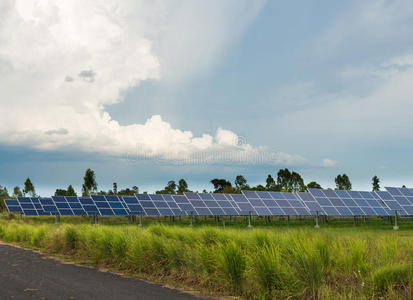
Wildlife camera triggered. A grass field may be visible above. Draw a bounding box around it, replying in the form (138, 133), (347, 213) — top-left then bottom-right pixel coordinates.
(1, 214), (413, 299)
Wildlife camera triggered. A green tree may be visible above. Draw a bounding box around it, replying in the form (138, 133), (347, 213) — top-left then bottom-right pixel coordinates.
(372, 176), (380, 191)
(23, 178), (35, 196)
(234, 175), (249, 191)
(0, 185), (9, 211)
(113, 182), (118, 194)
(165, 180), (177, 194)
(265, 174), (277, 191)
(177, 179), (190, 194)
(335, 174), (352, 190)
(13, 186), (23, 197)
(307, 181), (322, 189)
(132, 186), (139, 194)
(82, 168), (97, 196)
(276, 169), (305, 192)
(118, 188), (136, 196)
(210, 179), (232, 193)
(67, 185), (77, 196)
(250, 184), (267, 191)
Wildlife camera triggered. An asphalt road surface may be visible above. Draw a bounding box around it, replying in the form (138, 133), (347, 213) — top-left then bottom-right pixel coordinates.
(0, 243), (205, 300)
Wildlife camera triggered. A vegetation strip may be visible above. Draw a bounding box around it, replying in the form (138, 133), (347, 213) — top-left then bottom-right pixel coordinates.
(1, 219), (413, 299)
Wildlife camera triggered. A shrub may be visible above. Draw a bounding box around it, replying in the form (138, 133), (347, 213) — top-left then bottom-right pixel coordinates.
(254, 244), (287, 298)
(373, 264), (411, 293)
(219, 241), (246, 294)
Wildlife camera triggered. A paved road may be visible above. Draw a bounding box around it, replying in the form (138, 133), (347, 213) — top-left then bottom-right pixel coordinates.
(0, 243), (204, 300)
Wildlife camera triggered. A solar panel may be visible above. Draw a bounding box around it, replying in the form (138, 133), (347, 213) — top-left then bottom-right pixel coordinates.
(308, 189), (392, 216)
(384, 187), (412, 215)
(121, 196), (144, 215)
(161, 194), (186, 215)
(17, 197), (38, 216)
(105, 195), (129, 215)
(66, 196), (87, 216)
(198, 193), (226, 215)
(4, 199), (23, 214)
(296, 192), (323, 213)
(79, 197), (100, 215)
(136, 194), (160, 216)
(149, 194), (175, 216)
(171, 195), (195, 215)
(242, 191), (310, 216)
(210, 194), (240, 215)
(184, 193), (213, 215)
(91, 195), (114, 216)
(375, 191), (405, 215)
(227, 193), (256, 215)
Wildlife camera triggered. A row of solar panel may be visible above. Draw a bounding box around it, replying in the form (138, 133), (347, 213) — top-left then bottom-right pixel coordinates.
(3, 187), (412, 217)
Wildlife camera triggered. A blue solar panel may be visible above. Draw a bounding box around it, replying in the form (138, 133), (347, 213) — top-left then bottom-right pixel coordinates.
(308, 189), (392, 216)
(228, 194), (255, 215)
(241, 191), (310, 216)
(382, 187), (412, 215)
(4, 199), (23, 214)
(17, 197), (39, 216)
(172, 195), (194, 215)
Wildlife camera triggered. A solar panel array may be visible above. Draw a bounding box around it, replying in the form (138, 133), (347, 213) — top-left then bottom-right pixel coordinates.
(4, 187), (413, 217)
(384, 187), (413, 215)
(308, 189), (392, 216)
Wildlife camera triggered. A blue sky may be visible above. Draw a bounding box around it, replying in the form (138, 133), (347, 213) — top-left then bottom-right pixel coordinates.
(1, 0), (413, 196)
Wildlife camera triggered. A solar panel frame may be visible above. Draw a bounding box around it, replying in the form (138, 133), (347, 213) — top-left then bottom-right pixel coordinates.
(375, 191), (405, 215)
(383, 187), (412, 215)
(308, 189), (392, 216)
(17, 197), (39, 216)
(4, 199), (23, 214)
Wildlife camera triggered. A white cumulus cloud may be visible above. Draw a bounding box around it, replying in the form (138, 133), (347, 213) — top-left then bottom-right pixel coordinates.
(0, 0), (306, 165)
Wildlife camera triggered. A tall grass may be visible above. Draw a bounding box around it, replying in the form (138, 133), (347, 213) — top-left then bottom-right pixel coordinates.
(1, 219), (413, 299)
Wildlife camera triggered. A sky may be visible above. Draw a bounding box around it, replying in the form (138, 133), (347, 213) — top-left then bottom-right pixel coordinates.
(1, 0), (413, 196)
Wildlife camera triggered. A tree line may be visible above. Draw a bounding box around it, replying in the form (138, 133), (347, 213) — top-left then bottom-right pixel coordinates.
(0, 168), (388, 211)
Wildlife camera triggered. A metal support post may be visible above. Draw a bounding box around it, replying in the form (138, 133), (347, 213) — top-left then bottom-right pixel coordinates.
(393, 210), (399, 230)
(314, 211), (320, 229)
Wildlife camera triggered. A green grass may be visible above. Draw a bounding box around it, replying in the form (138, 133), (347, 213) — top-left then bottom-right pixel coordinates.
(1, 215), (413, 299)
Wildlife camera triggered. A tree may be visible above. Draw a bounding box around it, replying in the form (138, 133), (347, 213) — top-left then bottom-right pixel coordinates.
(113, 182), (118, 194)
(0, 185), (9, 211)
(118, 188), (136, 196)
(23, 178), (35, 196)
(166, 180), (177, 194)
(132, 186), (139, 194)
(177, 179), (190, 194)
(276, 169), (305, 192)
(82, 168), (97, 196)
(335, 174), (352, 190)
(307, 181), (322, 189)
(156, 180), (177, 194)
(372, 176), (380, 191)
(13, 186), (23, 197)
(67, 185), (77, 196)
(210, 179), (232, 193)
(265, 175), (277, 191)
(234, 175), (249, 191)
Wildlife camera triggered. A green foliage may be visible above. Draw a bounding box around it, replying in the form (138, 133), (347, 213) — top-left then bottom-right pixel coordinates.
(277, 169), (306, 192)
(1, 220), (413, 299)
(55, 185), (77, 196)
(0, 185), (9, 211)
(373, 264), (411, 293)
(13, 186), (22, 197)
(23, 178), (35, 196)
(82, 168), (97, 196)
(372, 175), (380, 191)
(177, 179), (190, 194)
(254, 245), (286, 297)
(235, 175), (249, 191)
(307, 181), (322, 189)
(335, 173), (352, 190)
(210, 178), (232, 193)
(219, 241), (246, 293)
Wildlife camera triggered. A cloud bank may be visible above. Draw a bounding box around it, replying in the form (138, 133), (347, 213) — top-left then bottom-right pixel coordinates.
(0, 0), (304, 165)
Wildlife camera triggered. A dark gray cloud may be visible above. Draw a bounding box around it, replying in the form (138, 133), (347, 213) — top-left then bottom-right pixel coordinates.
(78, 70), (96, 82)
(44, 128), (69, 135)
